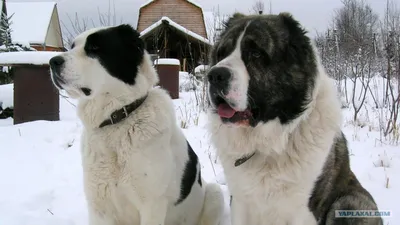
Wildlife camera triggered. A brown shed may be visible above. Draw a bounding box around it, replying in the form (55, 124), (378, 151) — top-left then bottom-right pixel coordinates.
(0, 51), (61, 125)
(137, 0), (211, 73)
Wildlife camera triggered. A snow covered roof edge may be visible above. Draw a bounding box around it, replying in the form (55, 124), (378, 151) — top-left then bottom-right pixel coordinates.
(140, 16), (211, 45)
(154, 58), (180, 66)
(0, 51), (61, 66)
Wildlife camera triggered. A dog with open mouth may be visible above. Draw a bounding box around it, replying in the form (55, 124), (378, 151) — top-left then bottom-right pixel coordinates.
(206, 12), (383, 225)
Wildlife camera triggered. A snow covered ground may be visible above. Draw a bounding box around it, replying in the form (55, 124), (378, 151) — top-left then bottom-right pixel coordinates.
(0, 78), (398, 225)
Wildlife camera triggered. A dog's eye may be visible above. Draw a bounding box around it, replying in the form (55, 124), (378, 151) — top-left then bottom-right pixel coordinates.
(87, 44), (99, 52)
(251, 50), (261, 58)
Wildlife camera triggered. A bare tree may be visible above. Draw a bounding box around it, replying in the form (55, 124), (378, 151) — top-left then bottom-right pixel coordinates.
(61, 13), (90, 48)
(60, 0), (122, 49)
(333, 0), (379, 122)
(380, 0), (400, 141)
(315, 0), (399, 143)
(252, 0), (265, 15)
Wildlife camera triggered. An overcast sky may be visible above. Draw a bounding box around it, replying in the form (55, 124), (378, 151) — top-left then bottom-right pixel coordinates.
(8, 0), (391, 38)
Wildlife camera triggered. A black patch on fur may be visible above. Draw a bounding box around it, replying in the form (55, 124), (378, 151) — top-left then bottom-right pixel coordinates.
(308, 133), (383, 224)
(175, 141), (199, 205)
(209, 13), (317, 125)
(84, 24), (144, 85)
(197, 168), (202, 186)
(80, 87), (92, 96)
(234, 151), (256, 167)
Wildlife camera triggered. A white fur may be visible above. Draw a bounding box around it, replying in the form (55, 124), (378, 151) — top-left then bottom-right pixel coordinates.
(207, 45), (343, 225)
(212, 30), (249, 111)
(51, 27), (224, 225)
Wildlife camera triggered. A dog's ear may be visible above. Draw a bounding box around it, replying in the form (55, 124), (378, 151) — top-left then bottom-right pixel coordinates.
(223, 13), (246, 29)
(278, 12), (313, 67)
(278, 12), (305, 35)
(115, 24), (139, 37)
(114, 24), (144, 52)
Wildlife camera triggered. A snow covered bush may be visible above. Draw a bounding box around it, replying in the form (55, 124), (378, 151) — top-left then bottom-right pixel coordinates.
(0, 102), (13, 119)
(179, 71), (210, 112)
(194, 64), (209, 80)
(0, 84), (14, 119)
(179, 71), (200, 92)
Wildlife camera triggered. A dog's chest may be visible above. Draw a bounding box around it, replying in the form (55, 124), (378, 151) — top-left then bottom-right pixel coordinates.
(226, 161), (319, 224)
(219, 139), (329, 225)
(81, 129), (171, 208)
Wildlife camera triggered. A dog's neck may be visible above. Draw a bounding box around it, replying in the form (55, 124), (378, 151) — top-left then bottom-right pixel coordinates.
(77, 85), (148, 130)
(77, 52), (158, 130)
(98, 94), (148, 128)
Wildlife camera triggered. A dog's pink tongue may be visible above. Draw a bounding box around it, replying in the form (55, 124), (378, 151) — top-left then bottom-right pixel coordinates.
(218, 103), (236, 118)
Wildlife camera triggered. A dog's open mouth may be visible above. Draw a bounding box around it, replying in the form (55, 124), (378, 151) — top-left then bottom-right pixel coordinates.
(218, 103), (252, 119)
(215, 96), (254, 125)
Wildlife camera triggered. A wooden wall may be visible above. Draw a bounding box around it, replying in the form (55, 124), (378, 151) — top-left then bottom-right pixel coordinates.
(137, 0), (207, 39)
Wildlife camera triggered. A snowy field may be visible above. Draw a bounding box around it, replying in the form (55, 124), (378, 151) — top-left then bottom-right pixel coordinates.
(0, 76), (398, 225)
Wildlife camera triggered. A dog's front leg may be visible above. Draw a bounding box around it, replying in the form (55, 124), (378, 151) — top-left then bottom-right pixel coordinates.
(230, 197), (248, 225)
(140, 198), (168, 225)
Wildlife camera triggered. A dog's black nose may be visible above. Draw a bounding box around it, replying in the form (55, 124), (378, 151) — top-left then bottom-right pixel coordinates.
(49, 56), (64, 67)
(207, 67), (231, 86)
(49, 56), (65, 76)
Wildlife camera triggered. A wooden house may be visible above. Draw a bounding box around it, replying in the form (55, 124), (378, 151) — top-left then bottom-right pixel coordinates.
(5, 1), (65, 52)
(137, 0), (212, 72)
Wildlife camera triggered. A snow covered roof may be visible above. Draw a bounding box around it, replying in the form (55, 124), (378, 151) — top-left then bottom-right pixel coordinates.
(140, 16), (211, 45)
(154, 58), (180, 66)
(6, 2), (56, 45)
(140, 0), (202, 10)
(0, 51), (61, 66)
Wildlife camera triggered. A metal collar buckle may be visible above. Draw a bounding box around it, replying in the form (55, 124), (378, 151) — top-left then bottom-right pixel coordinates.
(122, 106), (128, 117)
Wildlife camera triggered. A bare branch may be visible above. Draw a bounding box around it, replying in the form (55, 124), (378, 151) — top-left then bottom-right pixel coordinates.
(60, 0), (122, 48)
(252, 0), (265, 15)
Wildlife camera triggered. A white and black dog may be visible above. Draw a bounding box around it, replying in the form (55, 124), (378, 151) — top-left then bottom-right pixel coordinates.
(49, 24), (224, 225)
(206, 13), (383, 225)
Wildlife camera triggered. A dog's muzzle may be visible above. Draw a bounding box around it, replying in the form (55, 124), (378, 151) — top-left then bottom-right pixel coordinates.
(49, 56), (65, 75)
(49, 56), (66, 88)
(207, 67), (231, 92)
(207, 66), (232, 104)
